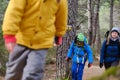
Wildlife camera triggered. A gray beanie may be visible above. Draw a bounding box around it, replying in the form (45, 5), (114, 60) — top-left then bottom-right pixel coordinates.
(111, 27), (120, 34)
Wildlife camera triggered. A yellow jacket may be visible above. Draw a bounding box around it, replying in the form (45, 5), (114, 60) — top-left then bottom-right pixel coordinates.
(2, 0), (68, 49)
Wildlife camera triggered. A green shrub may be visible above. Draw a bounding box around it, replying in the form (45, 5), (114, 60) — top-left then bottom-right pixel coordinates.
(46, 47), (57, 65)
(0, 25), (8, 76)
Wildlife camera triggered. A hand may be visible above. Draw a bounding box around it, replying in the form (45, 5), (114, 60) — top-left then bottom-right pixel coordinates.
(65, 57), (71, 62)
(5, 42), (16, 53)
(88, 63), (92, 68)
(54, 36), (62, 45)
(99, 63), (103, 68)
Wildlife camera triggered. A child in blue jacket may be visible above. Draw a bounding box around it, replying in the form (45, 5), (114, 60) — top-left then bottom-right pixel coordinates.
(66, 33), (93, 80)
(100, 27), (120, 70)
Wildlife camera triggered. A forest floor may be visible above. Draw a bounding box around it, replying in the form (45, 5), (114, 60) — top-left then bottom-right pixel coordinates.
(43, 60), (105, 80)
(0, 60), (105, 80)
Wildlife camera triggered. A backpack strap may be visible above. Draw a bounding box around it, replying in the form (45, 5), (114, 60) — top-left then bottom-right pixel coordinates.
(105, 30), (110, 39)
(104, 40), (108, 54)
(118, 38), (120, 54)
(74, 36), (77, 44)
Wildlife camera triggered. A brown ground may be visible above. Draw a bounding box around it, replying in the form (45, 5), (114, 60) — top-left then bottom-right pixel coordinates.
(0, 61), (105, 80)
(0, 77), (4, 80)
(43, 61), (105, 80)
(44, 63), (56, 80)
(83, 64), (105, 80)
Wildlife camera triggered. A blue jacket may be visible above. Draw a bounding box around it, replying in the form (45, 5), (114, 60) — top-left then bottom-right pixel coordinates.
(100, 39), (120, 63)
(67, 41), (93, 64)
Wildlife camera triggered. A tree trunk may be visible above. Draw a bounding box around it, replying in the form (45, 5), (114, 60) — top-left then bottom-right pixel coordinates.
(110, 0), (114, 30)
(96, 15), (101, 55)
(96, 0), (101, 55)
(92, 0), (100, 48)
(56, 0), (78, 79)
(87, 0), (93, 45)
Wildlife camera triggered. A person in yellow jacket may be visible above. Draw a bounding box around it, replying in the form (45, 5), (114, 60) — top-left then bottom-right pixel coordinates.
(2, 0), (68, 80)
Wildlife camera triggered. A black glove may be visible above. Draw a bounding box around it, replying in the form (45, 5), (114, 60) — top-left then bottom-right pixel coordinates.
(99, 63), (103, 68)
(88, 63), (92, 68)
(65, 57), (71, 62)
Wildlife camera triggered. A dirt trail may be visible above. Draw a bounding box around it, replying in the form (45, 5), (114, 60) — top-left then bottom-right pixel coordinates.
(43, 62), (105, 80)
(83, 65), (105, 80)
(0, 63), (105, 80)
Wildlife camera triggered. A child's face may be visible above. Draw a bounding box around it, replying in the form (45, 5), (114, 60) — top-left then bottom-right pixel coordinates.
(76, 41), (84, 47)
(111, 31), (119, 38)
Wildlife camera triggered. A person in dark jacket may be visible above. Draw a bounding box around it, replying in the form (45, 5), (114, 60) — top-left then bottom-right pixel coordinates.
(99, 27), (120, 70)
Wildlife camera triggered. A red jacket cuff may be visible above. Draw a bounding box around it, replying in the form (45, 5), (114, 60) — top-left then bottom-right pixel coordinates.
(58, 37), (62, 44)
(55, 36), (62, 45)
(3, 35), (16, 43)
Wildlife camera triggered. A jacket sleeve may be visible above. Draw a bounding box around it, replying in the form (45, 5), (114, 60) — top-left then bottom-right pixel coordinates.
(100, 40), (106, 63)
(55, 0), (68, 37)
(2, 0), (26, 35)
(67, 41), (74, 58)
(85, 44), (93, 63)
